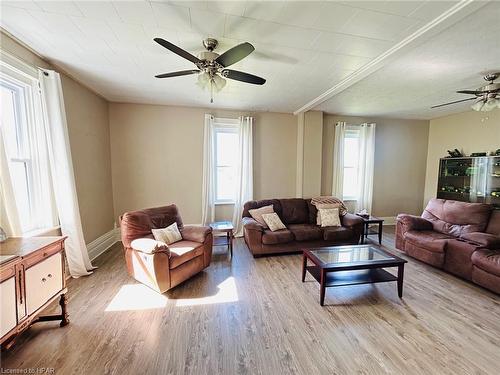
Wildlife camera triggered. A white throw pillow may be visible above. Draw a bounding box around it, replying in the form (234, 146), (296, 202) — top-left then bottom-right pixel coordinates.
(319, 208), (341, 227)
(261, 212), (287, 232)
(315, 203), (341, 225)
(151, 222), (182, 245)
(248, 205), (274, 227)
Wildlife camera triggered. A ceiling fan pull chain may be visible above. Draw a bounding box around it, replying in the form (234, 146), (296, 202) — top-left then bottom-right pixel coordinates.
(210, 80), (214, 104)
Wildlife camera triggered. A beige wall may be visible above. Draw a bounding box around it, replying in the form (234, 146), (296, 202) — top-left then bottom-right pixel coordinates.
(301, 111), (323, 198)
(109, 103), (297, 224)
(1, 31), (115, 243)
(423, 109), (500, 206)
(322, 115), (430, 217)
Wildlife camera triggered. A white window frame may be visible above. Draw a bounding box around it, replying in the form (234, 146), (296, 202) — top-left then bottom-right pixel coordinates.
(342, 127), (360, 201)
(213, 117), (239, 205)
(1, 52), (58, 234)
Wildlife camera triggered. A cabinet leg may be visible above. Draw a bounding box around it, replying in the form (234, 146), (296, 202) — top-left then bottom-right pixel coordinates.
(59, 294), (70, 327)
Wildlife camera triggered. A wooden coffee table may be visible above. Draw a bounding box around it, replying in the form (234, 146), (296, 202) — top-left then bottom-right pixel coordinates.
(302, 245), (407, 305)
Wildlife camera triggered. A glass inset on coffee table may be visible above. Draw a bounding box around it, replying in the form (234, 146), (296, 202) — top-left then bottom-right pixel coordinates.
(302, 245), (407, 305)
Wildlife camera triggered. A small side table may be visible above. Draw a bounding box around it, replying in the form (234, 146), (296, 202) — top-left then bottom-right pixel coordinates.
(209, 221), (234, 257)
(359, 216), (384, 244)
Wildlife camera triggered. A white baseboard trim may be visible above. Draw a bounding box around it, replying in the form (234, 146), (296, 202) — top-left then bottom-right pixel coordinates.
(87, 228), (120, 261)
(380, 216), (397, 225)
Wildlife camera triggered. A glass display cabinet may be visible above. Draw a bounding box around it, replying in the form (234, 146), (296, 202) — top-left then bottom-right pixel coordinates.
(437, 156), (500, 207)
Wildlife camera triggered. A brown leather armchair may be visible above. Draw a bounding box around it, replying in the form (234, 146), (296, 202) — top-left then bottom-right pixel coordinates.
(120, 204), (212, 293)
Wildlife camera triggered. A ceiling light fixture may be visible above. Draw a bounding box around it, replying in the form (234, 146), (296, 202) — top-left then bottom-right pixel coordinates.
(432, 72), (500, 112)
(154, 38), (266, 104)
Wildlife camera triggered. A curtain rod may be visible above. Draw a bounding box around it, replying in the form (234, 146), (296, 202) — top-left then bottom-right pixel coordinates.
(0, 48), (47, 78)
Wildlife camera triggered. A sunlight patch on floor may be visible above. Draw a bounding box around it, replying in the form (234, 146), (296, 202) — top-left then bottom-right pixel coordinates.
(175, 276), (239, 307)
(105, 284), (168, 312)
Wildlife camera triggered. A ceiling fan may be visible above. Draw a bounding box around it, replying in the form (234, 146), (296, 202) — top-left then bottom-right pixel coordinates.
(432, 72), (500, 112)
(154, 37), (266, 103)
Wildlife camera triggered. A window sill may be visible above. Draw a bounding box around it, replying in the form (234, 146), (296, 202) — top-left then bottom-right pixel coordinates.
(214, 202), (235, 206)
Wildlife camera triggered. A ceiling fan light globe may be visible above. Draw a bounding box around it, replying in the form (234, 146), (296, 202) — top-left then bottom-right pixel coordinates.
(213, 74), (227, 91)
(483, 98), (499, 111)
(471, 99), (485, 111)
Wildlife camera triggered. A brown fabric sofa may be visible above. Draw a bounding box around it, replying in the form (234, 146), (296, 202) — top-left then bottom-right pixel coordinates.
(396, 198), (500, 294)
(120, 204), (212, 293)
(242, 198), (363, 257)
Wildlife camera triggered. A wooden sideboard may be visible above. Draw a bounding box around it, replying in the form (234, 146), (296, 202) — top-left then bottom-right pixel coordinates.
(0, 236), (69, 348)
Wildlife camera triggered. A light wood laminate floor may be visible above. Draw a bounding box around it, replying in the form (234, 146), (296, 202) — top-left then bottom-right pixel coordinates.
(2, 227), (500, 374)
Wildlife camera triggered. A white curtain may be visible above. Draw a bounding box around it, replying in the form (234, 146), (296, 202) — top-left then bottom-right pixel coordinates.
(232, 116), (253, 237)
(356, 123), (376, 213)
(39, 70), (94, 278)
(0, 127), (22, 236)
(332, 122), (346, 198)
(201, 114), (215, 225)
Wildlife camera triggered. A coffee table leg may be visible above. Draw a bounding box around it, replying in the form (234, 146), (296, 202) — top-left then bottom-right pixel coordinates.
(320, 269), (326, 306)
(302, 254), (307, 282)
(397, 264), (404, 298)
(378, 222), (383, 244)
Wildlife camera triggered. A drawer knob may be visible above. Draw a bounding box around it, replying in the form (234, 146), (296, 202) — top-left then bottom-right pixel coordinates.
(42, 278), (47, 282)
(48, 273), (52, 278)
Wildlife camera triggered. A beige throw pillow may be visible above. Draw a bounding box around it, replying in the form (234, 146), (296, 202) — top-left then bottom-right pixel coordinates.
(248, 204), (274, 227)
(319, 208), (341, 227)
(316, 203), (341, 225)
(151, 222), (182, 245)
(261, 213), (287, 232)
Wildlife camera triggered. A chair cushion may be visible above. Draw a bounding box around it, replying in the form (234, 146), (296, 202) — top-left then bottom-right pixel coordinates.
(422, 198), (491, 237)
(471, 249), (500, 277)
(288, 224), (323, 241)
(169, 240), (204, 269)
(323, 227), (353, 241)
(279, 198), (308, 224)
(262, 229), (294, 245)
(404, 230), (454, 253)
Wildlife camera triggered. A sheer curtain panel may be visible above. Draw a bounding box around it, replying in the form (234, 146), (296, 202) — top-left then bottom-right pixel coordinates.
(232, 116), (253, 237)
(39, 70), (94, 278)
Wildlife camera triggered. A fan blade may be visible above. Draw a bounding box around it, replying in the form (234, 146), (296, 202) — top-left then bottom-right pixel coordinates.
(215, 42), (255, 67)
(222, 69), (266, 85)
(155, 70), (200, 78)
(431, 97), (476, 109)
(457, 90), (481, 95)
(154, 38), (201, 64)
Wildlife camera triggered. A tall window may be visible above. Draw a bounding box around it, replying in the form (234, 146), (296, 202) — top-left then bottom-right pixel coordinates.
(1, 65), (56, 233)
(342, 129), (360, 200)
(214, 124), (238, 203)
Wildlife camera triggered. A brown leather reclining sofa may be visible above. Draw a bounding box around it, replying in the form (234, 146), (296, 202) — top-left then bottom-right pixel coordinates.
(396, 198), (500, 294)
(120, 205), (213, 293)
(242, 198), (364, 257)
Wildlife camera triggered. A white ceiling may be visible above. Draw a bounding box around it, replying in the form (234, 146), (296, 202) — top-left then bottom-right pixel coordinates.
(316, 1), (500, 119)
(0, 1), (498, 119)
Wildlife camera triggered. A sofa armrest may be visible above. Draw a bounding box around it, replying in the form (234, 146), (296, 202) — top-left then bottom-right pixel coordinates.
(461, 232), (500, 249)
(396, 214), (433, 231)
(340, 213), (363, 228)
(130, 238), (170, 255)
(180, 225), (212, 243)
(242, 217), (265, 232)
